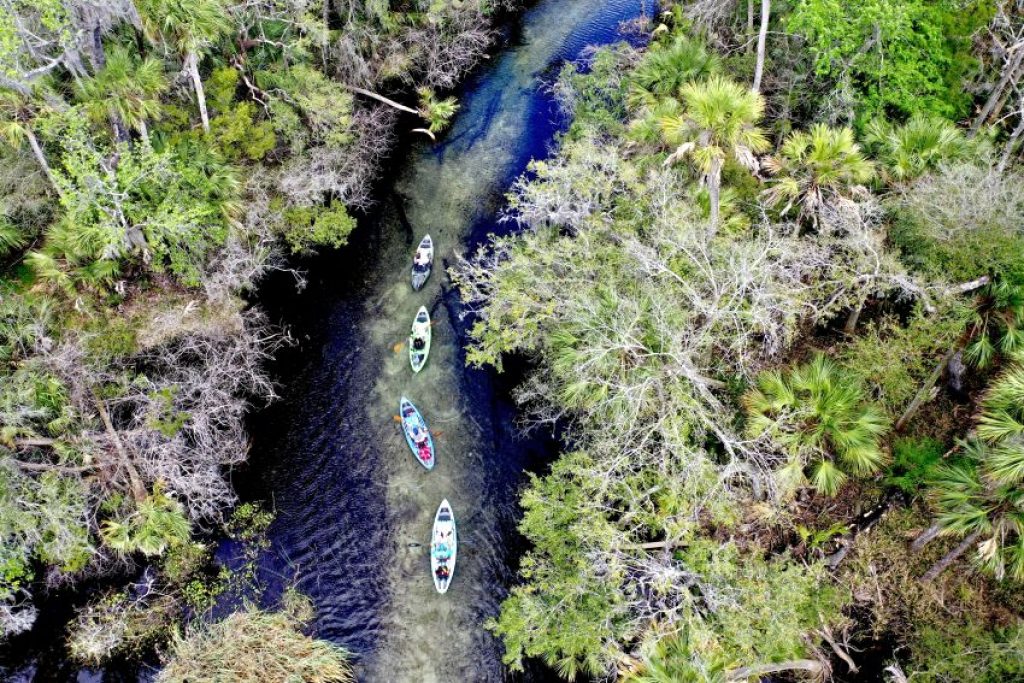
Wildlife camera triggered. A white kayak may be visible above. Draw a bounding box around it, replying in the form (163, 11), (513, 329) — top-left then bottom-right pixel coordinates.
(430, 499), (457, 594)
(409, 306), (431, 373)
(411, 234), (433, 291)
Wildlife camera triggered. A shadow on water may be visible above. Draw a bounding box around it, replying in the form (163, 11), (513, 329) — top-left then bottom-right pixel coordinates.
(239, 2), (656, 681)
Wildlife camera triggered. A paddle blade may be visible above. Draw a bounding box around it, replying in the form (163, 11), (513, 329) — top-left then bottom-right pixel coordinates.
(393, 342), (404, 353)
(392, 415), (402, 423)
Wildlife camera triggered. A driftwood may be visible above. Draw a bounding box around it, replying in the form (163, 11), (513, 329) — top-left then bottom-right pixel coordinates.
(920, 529), (983, 582)
(895, 348), (957, 431)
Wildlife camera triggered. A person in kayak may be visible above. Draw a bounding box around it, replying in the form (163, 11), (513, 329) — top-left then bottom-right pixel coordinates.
(434, 543), (450, 561)
(436, 565), (450, 581)
(413, 337), (425, 351)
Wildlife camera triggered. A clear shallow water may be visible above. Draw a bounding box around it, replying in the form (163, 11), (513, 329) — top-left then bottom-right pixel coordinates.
(237, 2), (655, 681)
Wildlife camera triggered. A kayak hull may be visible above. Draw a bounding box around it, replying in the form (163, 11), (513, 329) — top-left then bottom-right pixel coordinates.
(399, 397), (435, 470)
(411, 235), (434, 291)
(430, 499), (457, 594)
(409, 306), (431, 373)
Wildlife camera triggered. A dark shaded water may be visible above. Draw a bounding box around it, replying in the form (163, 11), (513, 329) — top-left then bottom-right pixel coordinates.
(241, 2), (654, 681)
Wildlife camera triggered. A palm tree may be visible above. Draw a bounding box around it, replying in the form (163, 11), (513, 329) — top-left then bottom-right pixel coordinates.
(0, 89), (59, 192)
(924, 441), (1024, 582)
(629, 631), (729, 683)
(743, 354), (890, 496)
(416, 87), (460, 134)
(658, 76), (769, 235)
(135, 0), (230, 133)
(762, 124), (875, 228)
(102, 486), (191, 556)
(963, 279), (1024, 369)
(627, 35), (720, 110)
(978, 370), (1024, 448)
(75, 45), (168, 144)
(863, 115), (970, 183)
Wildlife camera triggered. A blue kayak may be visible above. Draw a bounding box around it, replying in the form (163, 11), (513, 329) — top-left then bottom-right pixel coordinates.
(400, 396), (435, 470)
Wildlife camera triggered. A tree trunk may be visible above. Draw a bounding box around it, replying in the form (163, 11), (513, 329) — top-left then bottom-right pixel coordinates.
(346, 84), (420, 115)
(920, 529), (982, 582)
(93, 394), (147, 502)
(911, 522), (943, 553)
(707, 159), (722, 238)
(727, 659), (822, 681)
(186, 52), (211, 133)
(971, 43), (1024, 134)
(88, 24), (107, 73)
(895, 347), (957, 431)
(746, 0), (754, 47)
(138, 119), (151, 147)
(996, 102), (1024, 174)
(24, 126), (59, 193)
(844, 291), (867, 335)
(752, 0), (770, 93)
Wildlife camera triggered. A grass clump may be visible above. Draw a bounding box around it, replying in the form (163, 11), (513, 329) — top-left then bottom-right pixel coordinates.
(157, 590), (354, 683)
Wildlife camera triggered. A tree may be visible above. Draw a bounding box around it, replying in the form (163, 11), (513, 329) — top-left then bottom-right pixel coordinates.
(136, 0), (230, 133)
(75, 45), (168, 144)
(924, 442), (1024, 582)
(658, 76), (768, 235)
(863, 115), (971, 183)
(788, 0), (989, 121)
(751, 0), (770, 93)
(762, 124), (874, 228)
(101, 485), (191, 556)
(0, 88), (60, 191)
(627, 35), (720, 109)
(743, 355), (890, 496)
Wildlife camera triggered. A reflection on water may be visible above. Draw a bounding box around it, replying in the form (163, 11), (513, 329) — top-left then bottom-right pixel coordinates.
(245, 1), (654, 681)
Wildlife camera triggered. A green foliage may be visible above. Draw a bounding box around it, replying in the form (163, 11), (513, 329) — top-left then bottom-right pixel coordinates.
(627, 35), (720, 111)
(978, 365), (1024, 438)
(283, 203), (357, 254)
(209, 101), (276, 161)
(762, 124), (874, 226)
(910, 622), (1024, 683)
(840, 308), (967, 415)
(628, 628), (730, 682)
(928, 440), (1024, 581)
(32, 113), (237, 287)
(489, 453), (622, 680)
(75, 45), (168, 140)
(887, 163), (1024, 284)
(886, 437), (946, 494)
(863, 115), (972, 183)
(964, 282), (1024, 370)
(788, 0), (990, 121)
(744, 355), (891, 496)
(417, 87), (460, 134)
(258, 63), (353, 150)
(101, 486), (191, 557)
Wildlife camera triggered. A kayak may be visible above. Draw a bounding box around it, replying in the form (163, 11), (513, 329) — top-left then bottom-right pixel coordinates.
(399, 396), (435, 470)
(430, 499), (457, 594)
(409, 306), (431, 373)
(411, 234), (433, 291)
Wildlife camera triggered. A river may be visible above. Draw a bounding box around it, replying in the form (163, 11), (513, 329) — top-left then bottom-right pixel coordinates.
(244, 1), (654, 681)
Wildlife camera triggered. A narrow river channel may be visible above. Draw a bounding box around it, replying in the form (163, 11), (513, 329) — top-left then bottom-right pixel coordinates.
(243, 2), (655, 681)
